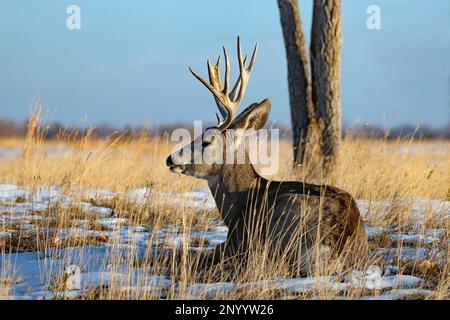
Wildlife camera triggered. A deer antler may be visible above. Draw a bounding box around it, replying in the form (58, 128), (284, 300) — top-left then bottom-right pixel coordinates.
(189, 36), (258, 131)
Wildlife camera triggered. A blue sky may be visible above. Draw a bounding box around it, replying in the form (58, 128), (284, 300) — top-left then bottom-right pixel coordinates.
(0, 1), (449, 127)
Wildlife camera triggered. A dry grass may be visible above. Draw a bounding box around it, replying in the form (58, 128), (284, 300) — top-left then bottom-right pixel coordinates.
(0, 111), (449, 300)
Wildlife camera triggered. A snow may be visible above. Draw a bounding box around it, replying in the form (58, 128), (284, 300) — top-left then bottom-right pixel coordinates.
(364, 226), (386, 237)
(183, 282), (236, 298)
(97, 218), (128, 227)
(0, 183), (217, 217)
(359, 289), (434, 300)
(85, 189), (117, 201)
(182, 271), (426, 298)
(79, 203), (113, 217)
(1, 245), (430, 300)
(1, 183), (448, 300)
(390, 233), (440, 244)
(0, 246), (171, 300)
(0, 184), (27, 202)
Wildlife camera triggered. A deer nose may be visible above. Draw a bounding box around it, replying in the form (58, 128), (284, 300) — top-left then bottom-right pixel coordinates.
(166, 155), (174, 167)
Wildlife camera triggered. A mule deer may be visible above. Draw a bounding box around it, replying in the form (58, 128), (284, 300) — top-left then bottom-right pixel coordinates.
(166, 37), (367, 274)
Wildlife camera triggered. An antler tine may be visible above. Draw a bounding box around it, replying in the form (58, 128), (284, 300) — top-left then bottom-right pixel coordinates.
(189, 36), (258, 131)
(207, 56), (229, 120)
(229, 55), (247, 102)
(189, 67), (228, 108)
(222, 47), (230, 94)
(233, 37), (258, 106)
(207, 57), (221, 89)
(247, 43), (258, 72)
(237, 36), (244, 72)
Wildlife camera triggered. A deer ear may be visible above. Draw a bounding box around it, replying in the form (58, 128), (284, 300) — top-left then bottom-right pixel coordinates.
(230, 98), (271, 133)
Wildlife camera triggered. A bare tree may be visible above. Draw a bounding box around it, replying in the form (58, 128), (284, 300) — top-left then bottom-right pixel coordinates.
(278, 0), (342, 180)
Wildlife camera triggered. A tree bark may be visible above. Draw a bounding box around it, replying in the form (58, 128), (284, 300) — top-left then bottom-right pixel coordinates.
(277, 0), (314, 166)
(278, 0), (342, 180)
(310, 0), (342, 176)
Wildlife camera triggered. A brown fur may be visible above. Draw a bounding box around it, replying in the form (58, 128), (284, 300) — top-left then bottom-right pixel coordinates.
(204, 152), (367, 274)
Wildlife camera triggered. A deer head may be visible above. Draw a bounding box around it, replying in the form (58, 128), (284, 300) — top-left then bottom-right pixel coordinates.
(166, 37), (271, 181)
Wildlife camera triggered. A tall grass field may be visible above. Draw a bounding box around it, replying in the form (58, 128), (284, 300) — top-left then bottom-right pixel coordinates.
(0, 109), (448, 300)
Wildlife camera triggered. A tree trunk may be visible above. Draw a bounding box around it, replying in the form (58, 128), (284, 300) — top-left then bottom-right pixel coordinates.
(277, 0), (314, 166)
(277, 0), (342, 180)
(310, 0), (342, 176)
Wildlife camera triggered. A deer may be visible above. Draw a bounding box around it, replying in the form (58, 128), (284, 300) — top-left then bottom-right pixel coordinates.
(166, 37), (367, 275)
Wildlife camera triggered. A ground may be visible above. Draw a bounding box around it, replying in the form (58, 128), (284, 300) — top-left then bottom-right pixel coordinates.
(0, 129), (449, 300)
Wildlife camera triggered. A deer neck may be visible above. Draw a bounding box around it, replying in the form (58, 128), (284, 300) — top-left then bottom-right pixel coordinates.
(207, 151), (261, 225)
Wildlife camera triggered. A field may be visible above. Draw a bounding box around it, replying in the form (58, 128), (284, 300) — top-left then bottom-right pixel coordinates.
(0, 114), (449, 300)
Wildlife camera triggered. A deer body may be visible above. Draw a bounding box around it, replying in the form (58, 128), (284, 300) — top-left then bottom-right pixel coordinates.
(206, 151), (365, 273)
(166, 38), (367, 273)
